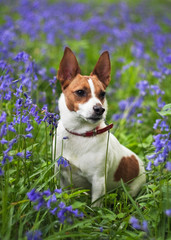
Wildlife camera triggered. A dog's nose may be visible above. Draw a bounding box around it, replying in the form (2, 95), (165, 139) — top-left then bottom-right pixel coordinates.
(93, 104), (105, 116)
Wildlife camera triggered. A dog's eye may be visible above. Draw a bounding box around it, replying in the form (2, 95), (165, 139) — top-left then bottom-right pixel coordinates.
(75, 90), (86, 97)
(99, 91), (106, 99)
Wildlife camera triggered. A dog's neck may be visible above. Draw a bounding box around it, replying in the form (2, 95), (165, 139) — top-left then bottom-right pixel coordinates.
(59, 93), (107, 134)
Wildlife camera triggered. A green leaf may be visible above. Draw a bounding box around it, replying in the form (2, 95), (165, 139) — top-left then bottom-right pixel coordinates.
(72, 201), (86, 209)
(158, 103), (171, 116)
(117, 212), (126, 219)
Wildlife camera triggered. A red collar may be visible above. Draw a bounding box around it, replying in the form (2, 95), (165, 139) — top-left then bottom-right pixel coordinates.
(65, 123), (113, 137)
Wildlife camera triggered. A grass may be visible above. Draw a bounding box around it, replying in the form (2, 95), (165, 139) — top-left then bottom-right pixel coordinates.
(0, 0), (171, 239)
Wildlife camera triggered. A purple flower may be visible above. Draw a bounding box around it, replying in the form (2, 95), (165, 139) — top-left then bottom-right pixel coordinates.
(153, 119), (161, 130)
(3, 146), (12, 155)
(42, 189), (51, 197)
(8, 123), (16, 132)
(0, 124), (7, 138)
(152, 71), (163, 79)
(42, 106), (59, 130)
(50, 207), (58, 215)
(57, 209), (66, 223)
(0, 167), (4, 176)
(14, 85), (23, 98)
(146, 161), (152, 171)
(25, 124), (33, 132)
(130, 216), (141, 230)
(54, 188), (62, 194)
(165, 209), (171, 217)
(119, 100), (127, 111)
(26, 230), (42, 240)
(27, 189), (40, 202)
(16, 151), (32, 159)
(25, 133), (33, 138)
(59, 201), (66, 209)
(165, 162), (171, 171)
(0, 111), (7, 123)
(2, 154), (13, 165)
(160, 120), (169, 131)
(57, 156), (69, 167)
(142, 221), (148, 232)
(27, 188), (83, 223)
(15, 97), (23, 109)
(14, 51), (30, 63)
(4, 91), (12, 100)
(47, 194), (57, 209)
(0, 138), (8, 144)
(136, 80), (149, 96)
(130, 216), (148, 232)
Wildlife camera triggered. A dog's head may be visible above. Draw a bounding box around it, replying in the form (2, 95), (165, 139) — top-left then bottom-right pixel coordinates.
(57, 47), (111, 124)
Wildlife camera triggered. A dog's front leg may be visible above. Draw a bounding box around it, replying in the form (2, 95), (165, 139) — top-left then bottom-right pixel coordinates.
(91, 176), (105, 207)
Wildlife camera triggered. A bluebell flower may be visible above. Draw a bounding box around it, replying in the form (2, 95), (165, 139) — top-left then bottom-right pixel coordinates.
(0, 111), (7, 123)
(136, 80), (149, 96)
(0, 167), (4, 176)
(3, 146), (12, 155)
(2, 154), (13, 165)
(14, 51), (30, 63)
(130, 216), (141, 230)
(27, 188), (83, 223)
(57, 156), (69, 167)
(146, 161), (152, 171)
(165, 209), (171, 217)
(57, 209), (66, 223)
(142, 221), (148, 232)
(27, 189), (40, 202)
(0, 124), (7, 138)
(14, 85), (23, 98)
(152, 71), (163, 79)
(26, 230), (42, 240)
(130, 216), (148, 232)
(15, 98), (23, 109)
(16, 151), (32, 159)
(25, 133), (33, 138)
(0, 138), (8, 144)
(22, 115), (29, 123)
(4, 91), (12, 100)
(50, 207), (58, 215)
(47, 194), (57, 209)
(25, 123), (33, 132)
(153, 119), (161, 130)
(8, 123), (16, 132)
(166, 162), (171, 171)
(42, 189), (51, 197)
(160, 121), (169, 131)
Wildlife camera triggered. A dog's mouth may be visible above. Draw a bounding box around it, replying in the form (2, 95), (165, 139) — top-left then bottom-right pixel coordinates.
(87, 116), (103, 122)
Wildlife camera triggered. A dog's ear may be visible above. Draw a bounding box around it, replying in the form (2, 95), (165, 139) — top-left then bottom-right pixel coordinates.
(57, 47), (81, 89)
(91, 51), (111, 88)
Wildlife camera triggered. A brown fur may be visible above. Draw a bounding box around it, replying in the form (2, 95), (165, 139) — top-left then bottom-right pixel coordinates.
(63, 74), (106, 112)
(114, 155), (139, 183)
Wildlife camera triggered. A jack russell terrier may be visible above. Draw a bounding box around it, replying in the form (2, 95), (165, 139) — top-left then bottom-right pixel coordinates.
(54, 47), (145, 207)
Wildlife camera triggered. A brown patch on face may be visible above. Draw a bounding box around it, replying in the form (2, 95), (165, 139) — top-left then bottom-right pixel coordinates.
(91, 76), (106, 104)
(63, 74), (106, 112)
(114, 155), (139, 183)
(63, 74), (92, 111)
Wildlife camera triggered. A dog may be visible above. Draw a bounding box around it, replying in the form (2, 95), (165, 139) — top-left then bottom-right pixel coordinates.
(54, 47), (146, 207)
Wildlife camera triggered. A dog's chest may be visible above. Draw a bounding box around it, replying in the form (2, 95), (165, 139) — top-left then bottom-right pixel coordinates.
(57, 123), (108, 173)
(64, 133), (106, 167)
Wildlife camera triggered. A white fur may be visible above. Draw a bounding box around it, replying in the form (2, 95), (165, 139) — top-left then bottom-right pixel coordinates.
(54, 80), (146, 207)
